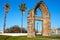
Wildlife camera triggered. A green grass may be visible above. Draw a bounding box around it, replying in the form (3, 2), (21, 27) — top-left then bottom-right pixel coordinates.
(0, 35), (60, 40)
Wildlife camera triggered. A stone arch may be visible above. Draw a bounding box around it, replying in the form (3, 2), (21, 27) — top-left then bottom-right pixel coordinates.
(27, 1), (51, 38)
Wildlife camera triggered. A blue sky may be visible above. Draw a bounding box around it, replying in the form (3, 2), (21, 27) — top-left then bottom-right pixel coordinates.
(0, 0), (60, 31)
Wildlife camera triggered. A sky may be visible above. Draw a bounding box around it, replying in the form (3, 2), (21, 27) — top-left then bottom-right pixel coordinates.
(0, 0), (60, 31)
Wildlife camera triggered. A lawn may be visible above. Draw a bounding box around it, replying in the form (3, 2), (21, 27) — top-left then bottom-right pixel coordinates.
(0, 35), (60, 40)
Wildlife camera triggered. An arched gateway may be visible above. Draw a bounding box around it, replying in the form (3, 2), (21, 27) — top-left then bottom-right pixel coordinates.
(27, 1), (51, 38)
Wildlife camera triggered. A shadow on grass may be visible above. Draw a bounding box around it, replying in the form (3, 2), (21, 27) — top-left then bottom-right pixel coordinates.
(4, 36), (10, 40)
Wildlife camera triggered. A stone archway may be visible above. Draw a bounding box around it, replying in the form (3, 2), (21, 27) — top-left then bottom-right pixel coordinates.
(27, 1), (51, 38)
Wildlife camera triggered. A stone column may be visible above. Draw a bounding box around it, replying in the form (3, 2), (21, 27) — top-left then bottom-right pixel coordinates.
(39, 3), (51, 36)
(42, 19), (51, 36)
(42, 13), (51, 36)
(27, 10), (35, 38)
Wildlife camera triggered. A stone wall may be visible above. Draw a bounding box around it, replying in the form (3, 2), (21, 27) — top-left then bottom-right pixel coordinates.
(27, 1), (51, 38)
(27, 10), (35, 38)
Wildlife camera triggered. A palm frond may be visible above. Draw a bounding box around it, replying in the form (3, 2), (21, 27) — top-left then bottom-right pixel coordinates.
(19, 3), (27, 11)
(5, 3), (10, 8)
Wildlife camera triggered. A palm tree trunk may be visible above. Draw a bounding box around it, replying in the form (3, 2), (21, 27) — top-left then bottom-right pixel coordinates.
(4, 13), (7, 33)
(21, 11), (24, 33)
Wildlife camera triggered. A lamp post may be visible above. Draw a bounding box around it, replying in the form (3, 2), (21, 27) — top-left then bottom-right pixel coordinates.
(37, 23), (38, 33)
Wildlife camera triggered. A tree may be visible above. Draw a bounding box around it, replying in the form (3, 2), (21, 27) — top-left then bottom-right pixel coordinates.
(19, 3), (27, 33)
(4, 3), (10, 33)
(4, 25), (27, 33)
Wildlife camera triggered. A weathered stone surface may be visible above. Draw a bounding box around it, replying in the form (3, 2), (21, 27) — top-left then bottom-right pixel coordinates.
(27, 10), (35, 38)
(27, 1), (51, 38)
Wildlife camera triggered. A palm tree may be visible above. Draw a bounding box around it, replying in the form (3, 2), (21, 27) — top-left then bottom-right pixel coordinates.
(19, 3), (27, 33)
(4, 3), (10, 33)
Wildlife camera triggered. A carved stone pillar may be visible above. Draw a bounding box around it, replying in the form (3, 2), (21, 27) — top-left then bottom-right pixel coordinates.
(27, 10), (35, 38)
(42, 14), (51, 36)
